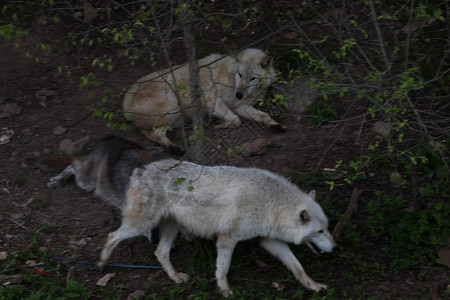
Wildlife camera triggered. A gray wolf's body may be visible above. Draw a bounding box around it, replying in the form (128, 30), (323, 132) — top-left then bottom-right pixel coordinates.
(41, 135), (166, 242)
(123, 48), (285, 152)
(98, 158), (336, 296)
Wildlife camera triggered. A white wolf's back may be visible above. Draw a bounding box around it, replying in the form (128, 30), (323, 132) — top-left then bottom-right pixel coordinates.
(137, 159), (308, 238)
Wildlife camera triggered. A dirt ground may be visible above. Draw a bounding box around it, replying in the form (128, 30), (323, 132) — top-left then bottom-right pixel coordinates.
(0, 32), (449, 299)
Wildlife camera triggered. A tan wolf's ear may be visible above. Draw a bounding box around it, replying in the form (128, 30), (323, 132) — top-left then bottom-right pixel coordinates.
(261, 56), (273, 69)
(300, 210), (310, 223)
(308, 190), (316, 200)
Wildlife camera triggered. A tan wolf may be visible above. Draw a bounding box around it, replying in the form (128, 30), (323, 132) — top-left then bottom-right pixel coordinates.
(39, 135), (166, 243)
(123, 48), (285, 153)
(97, 158), (336, 297)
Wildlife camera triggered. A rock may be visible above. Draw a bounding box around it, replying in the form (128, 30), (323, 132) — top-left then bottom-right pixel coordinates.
(0, 128), (15, 145)
(429, 140), (446, 152)
(241, 138), (270, 157)
(96, 273), (116, 287)
(59, 136), (89, 155)
(52, 125), (67, 136)
(37, 89), (58, 100)
(0, 103), (22, 118)
(127, 290), (146, 300)
(390, 172), (407, 187)
(372, 121), (391, 137)
(438, 238), (450, 268)
(438, 248), (450, 268)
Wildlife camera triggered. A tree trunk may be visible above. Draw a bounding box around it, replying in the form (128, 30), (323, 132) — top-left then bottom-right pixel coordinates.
(179, 1), (204, 162)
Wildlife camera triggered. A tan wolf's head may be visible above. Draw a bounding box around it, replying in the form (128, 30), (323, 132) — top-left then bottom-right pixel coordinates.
(233, 48), (275, 100)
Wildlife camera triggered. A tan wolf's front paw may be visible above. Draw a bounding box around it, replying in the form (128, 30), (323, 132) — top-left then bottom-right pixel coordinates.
(214, 118), (241, 129)
(270, 123), (287, 133)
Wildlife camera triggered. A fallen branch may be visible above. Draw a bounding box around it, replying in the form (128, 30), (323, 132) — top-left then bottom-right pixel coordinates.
(332, 188), (363, 240)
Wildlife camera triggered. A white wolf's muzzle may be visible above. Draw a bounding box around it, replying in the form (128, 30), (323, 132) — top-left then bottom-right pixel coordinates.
(307, 231), (337, 255)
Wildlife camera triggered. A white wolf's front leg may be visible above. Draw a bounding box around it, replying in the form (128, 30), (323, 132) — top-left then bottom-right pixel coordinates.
(260, 238), (327, 292)
(215, 234), (238, 298)
(234, 105), (286, 132)
(47, 165), (75, 188)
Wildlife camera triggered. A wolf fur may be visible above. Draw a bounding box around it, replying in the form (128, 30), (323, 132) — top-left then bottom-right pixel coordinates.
(41, 135), (166, 243)
(123, 48), (285, 152)
(98, 158), (336, 296)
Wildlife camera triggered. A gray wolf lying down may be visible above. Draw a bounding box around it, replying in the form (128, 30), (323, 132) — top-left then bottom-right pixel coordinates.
(98, 158), (336, 296)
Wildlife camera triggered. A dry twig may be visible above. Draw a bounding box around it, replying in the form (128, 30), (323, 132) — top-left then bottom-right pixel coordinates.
(332, 188), (363, 240)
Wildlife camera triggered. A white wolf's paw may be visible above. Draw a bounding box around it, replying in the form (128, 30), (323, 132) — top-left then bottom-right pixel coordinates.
(96, 260), (106, 271)
(310, 282), (327, 292)
(172, 272), (190, 283)
(47, 177), (63, 188)
(221, 289), (233, 298)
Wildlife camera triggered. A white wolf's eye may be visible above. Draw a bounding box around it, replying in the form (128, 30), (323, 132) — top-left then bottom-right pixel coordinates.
(238, 72), (242, 78)
(250, 77), (256, 81)
(318, 230), (324, 233)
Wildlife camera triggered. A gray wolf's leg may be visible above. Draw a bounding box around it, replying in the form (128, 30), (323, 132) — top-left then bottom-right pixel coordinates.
(215, 234), (238, 297)
(141, 128), (184, 154)
(47, 165), (75, 188)
(154, 220), (189, 283)
(97, 222), (143, 267)
(260, 238), (327, 292)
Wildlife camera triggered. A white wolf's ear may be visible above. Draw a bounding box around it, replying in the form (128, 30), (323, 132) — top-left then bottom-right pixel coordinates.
(300, 210), (310, 223)
(308, 190), (316, 200)
(261, 56), (273, 69)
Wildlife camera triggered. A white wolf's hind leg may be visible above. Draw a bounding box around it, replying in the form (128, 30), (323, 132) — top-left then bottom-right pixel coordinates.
(260, 238), (327, 292)
(47, 165), (75, 188)
(154, 220), (189, 283)
(215, 234), (238, 298)
(97, 223), (143, 267)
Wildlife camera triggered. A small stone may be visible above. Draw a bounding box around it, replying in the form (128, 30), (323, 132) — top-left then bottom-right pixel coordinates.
(0, 103), (22, 118)
(390, 172), (407, 187)
(429, 140), (446, 152)
(52, 125), (67, 136)
(372, 121), (391, 137)
(241, 138), (270, 157)
(127, 290), (146, 300)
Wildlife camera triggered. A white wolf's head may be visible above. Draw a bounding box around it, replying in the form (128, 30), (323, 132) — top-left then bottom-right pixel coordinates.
(232, 48), (275, 100)
(300, 190), (336, 255)
(281, 190), (336, 254)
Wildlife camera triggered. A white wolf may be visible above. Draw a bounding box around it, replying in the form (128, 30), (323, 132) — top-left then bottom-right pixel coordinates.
(123, 48), (285, 153)
(98, 159), (336, 297)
